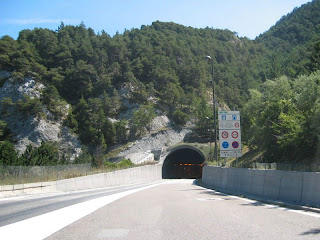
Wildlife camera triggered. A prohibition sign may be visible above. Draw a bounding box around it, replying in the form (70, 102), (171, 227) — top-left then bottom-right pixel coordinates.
(231, 131), (238, 138)
(232, 141), (239, 148)
(221, 131), (229, 139)
(234, 122), (240, 128)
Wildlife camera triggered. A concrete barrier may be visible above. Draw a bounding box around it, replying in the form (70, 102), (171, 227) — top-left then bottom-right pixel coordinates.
(0, 164), (162, 198)
(202, 166), (320, 208)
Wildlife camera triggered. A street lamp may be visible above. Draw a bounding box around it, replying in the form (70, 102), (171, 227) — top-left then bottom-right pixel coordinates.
(205, 116), (212, 158)
(206, 56), (218, 166)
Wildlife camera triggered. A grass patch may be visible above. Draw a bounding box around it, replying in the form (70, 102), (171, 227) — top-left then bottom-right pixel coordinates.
(104, 142), (134, 159)
(0, 159), (153, 186)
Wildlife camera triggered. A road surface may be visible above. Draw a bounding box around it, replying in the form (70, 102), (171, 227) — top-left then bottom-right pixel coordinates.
(0, 180), (319, 239)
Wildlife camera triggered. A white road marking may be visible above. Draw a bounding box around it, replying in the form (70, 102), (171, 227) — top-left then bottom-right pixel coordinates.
(0, 182), (163, 240)
(287, 209), (320, 218)
(0, 196), (27, 202)
(203, 188), (320, 219)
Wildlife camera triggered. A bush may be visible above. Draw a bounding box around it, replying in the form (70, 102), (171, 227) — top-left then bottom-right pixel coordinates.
(118, 159), (134, 168)
(0, 141), (18, 165)
(104, 159), (134, 170)
(172, 109), (189, 125)
(73, 152), (92, 164)
(19, 142), (60, 166)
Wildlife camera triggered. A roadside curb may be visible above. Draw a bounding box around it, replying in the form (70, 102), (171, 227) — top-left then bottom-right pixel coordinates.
(195, 179), (320, 215)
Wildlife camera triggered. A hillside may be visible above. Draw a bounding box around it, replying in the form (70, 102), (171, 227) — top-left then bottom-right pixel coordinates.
(257, 0), (320, 77)
(1, 0), (320, 165)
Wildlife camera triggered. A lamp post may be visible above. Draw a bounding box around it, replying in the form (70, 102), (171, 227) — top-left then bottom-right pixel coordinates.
(206, 56), (218, 166)
(205, 116), (212, 160)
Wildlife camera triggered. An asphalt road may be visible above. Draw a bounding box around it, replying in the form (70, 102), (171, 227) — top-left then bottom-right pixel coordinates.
(0, 181), (162, 227)
(1, 180), (320, 240)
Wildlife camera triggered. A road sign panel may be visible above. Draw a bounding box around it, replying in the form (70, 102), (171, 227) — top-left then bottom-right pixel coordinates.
(218, 111), (241, 157)
(218, 111), (240, 121)
(222, 141), (229, 149)
(231, 131), (238, 138)
(220, 150), (242, 158)
(221, 131), (228, 139)
(219, 130), (241, 140)
(219, 121), (241, 130)
(232, 141), (239, 148)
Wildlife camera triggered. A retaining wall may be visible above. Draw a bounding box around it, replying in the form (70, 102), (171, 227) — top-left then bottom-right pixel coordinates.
(0, 164), (162, 198)
(202, 166), (320, 208)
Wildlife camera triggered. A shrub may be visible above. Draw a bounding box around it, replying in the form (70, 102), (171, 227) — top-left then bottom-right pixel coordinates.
(172, 109), (189, 125)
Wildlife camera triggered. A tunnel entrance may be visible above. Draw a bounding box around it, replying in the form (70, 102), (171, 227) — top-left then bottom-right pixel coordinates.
(162, 146), (205, 179)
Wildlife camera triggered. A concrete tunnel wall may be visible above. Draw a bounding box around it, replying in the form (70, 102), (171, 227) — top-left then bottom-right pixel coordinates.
(202, 166), (320, 208)
(0, 164), (163, 198)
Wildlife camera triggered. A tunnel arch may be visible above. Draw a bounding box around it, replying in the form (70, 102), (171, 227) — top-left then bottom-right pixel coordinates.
(162, 145), (205, 179)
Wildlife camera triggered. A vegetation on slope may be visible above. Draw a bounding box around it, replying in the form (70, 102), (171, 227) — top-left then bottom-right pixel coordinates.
(1, 0), (320, 165)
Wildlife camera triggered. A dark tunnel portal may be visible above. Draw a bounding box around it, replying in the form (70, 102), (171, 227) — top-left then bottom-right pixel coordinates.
(162, 147), (205, 179)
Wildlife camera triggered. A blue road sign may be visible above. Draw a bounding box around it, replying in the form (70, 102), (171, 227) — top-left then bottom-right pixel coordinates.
(222, 141), (229, 149)
(232, 115), (237, 120)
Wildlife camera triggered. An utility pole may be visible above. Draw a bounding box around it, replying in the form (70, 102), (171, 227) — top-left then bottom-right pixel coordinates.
(206, 56), (218, 166)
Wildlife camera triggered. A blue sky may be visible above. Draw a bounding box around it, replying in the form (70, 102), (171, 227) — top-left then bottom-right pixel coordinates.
(1, 0), (311, 39)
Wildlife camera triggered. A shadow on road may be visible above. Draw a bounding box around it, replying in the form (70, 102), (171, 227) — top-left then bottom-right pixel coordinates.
(240, 202), (265, 207)
(300, 228), (320, 235)
(198, 190), (228, 196)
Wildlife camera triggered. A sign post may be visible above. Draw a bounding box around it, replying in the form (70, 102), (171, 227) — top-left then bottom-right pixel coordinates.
(218, 111), (242, 159)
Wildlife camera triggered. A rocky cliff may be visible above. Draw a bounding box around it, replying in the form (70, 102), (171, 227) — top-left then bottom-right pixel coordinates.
(0, 72), (192, 164)
(0, 72), (82, 160)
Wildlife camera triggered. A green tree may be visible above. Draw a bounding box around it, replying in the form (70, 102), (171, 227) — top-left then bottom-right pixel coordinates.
(243, 73), (320, 161)
(102, 119), (116, 145)
(130, 104), (156, 137)
(101, 90), (112, 116)
(20, 142), (60, 166)
(0, 141), (18, 165)
(114, 120), (128, 142)
(172, 109), (189, 126)
(309, 40), (320, 72)
(1, 97), (14, 116)
(195, 97), (213, 137)
(0, 120), (10, 141)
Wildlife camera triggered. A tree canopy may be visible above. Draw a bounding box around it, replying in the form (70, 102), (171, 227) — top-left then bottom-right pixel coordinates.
(1, 0), (320, 163)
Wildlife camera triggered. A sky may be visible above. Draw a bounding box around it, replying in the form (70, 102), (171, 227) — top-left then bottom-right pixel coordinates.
(0, 0), (312, 40)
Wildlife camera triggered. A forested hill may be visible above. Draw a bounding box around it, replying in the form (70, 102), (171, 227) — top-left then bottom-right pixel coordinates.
(257, 0), (320, 77)
(0, 22), (265, 108)
(258, 0), (320, 46)
(1, 0), (320, 164)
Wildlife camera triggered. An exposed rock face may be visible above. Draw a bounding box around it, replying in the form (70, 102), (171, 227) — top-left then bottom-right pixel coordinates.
(0, 72), (193, 164)
(115, 113), (189, 164)
(0, 74), (82, 160)
(0, 76), (45, 101)
(118, 128), (192, 163)
(150, 115), (170, 131)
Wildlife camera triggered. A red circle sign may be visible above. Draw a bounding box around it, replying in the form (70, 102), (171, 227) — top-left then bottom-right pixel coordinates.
(234, 122), (240, 128)
(221, 131), (228, 139)
(232, 141), (239, 148)
(232, 131), (238, 138)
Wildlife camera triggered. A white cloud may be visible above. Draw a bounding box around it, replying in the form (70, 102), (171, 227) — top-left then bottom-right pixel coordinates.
(6, 18), (78, 25)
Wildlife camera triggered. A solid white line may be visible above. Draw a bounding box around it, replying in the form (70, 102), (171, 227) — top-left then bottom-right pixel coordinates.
(0, 196), (27, 202)
(287, 209), (320, 218)
(0, 182), (163, 240)
(202, 188), (320, 219)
